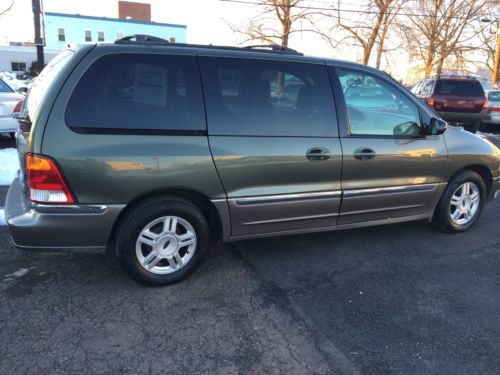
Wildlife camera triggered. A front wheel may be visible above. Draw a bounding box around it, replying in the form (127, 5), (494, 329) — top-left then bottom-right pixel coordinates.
(115, 196), (210, 286)
(432, 170), (486, 233)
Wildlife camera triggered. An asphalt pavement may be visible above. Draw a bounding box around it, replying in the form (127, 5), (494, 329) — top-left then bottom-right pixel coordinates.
(0, 130), (499, 374)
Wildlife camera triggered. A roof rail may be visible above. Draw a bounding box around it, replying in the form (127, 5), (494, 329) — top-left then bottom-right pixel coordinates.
(114, 34), (303, 55)
(115, 34), (170, 45)
(241, 44), (302, 55)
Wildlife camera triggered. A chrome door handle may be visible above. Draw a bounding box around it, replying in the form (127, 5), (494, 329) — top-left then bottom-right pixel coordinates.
(306, 148), (331, 161)
(354, 147), (376, 161)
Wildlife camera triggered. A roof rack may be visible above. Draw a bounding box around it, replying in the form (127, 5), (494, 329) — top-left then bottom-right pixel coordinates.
(114, 34), (303, 55)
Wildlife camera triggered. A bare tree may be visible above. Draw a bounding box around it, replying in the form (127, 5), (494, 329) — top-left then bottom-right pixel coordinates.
(318, 0), (404, 65)
(400, 0), (491, 77)
(0, 1), (15, 17)
(226, 0), (315, 47)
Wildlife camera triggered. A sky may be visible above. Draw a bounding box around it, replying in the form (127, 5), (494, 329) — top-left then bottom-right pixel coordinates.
(0, 0), (409, 77)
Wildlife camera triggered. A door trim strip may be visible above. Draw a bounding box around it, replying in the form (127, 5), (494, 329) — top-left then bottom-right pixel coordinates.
(343, 183), (438, 198)
(234, 191), (342, 206)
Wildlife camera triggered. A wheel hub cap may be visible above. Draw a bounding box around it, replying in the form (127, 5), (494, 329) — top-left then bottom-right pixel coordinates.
(135, 216), (197, 275)
(449, 182), (480, 226)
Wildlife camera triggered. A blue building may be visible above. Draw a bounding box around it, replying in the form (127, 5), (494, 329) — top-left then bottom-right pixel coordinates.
(44, 12), (187, 50)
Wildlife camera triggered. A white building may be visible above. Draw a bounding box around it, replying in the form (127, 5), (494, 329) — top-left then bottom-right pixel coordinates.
(0, 45), (60, 74)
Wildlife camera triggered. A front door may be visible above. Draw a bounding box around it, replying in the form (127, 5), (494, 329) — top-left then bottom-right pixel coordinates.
(330, 66), (448, 226)
(199, 56), (342, 237)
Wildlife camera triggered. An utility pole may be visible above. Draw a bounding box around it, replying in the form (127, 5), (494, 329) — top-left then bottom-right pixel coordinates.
(32, 0), (45, 73)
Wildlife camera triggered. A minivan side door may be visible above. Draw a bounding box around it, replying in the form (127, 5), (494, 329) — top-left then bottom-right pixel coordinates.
(200, 56), (342, 238)
(329, 65), (448, 226)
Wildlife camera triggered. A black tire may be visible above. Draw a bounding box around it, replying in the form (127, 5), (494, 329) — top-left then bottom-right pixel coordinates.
(432, 170), (486, 233)
(115, 196), (210, 286)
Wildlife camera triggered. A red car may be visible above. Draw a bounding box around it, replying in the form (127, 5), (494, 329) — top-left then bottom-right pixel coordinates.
(411, 77), (487, 132)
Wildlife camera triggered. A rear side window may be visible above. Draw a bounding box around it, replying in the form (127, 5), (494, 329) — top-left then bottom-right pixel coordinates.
(434, 80), (484, 96)
(199, 57), (337, 137)
(420, 80), (434, 96)
(66, 54), (205, 133)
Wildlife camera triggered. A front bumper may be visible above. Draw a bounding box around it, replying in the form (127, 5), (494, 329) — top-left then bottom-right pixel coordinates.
(6, 177), (124, 251)
(492, 176), (500, 201)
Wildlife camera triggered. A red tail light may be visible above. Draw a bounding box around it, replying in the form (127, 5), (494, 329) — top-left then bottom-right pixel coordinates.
(491, 107), (500, 112)
(13, 100), (23, 113)
(25, 154), (75, 204)
(483, 99), (488, 110)
(426, 96), (435, 107)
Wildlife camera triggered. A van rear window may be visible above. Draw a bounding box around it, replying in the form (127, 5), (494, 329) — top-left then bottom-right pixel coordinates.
(65, 54), (205, 133)
(25, 50), (74, 121)
(434, 80), (484, 97)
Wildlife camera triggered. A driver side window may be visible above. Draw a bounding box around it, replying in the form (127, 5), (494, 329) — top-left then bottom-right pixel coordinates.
(338, 69), (421, 136)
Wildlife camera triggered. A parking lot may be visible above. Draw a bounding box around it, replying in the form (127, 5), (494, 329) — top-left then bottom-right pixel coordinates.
(0, 131), (499, 374)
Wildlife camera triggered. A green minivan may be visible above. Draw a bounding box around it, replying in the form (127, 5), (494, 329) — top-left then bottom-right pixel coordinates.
(6, 36), (500, 285)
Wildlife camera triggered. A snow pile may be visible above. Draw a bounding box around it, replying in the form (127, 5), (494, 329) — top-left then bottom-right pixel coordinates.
(0, 148), (19, 185)
(0, 208), (5, 226)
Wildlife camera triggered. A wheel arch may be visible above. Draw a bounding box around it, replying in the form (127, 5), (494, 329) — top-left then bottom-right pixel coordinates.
(451, 164), (493, 197)
(108, 188), (225, 251)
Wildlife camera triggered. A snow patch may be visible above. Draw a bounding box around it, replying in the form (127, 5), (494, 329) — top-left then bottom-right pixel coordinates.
(0, 148), (19, 186)
(0, 209), (5, 226)
(3, 267), (30, 281)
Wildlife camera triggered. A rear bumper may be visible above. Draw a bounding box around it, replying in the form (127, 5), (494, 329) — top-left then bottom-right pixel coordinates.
(482, 114), (500, 125)
(437, 110), (487, 125)
(0, 117), (19, 133)
(6, 177), (124, 251)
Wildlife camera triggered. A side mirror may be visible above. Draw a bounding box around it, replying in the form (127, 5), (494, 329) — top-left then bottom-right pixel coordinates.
(425, 117), (447, 135)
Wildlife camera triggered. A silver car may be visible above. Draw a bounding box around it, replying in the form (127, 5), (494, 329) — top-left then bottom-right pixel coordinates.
(0, 78), (24, 139)
(483, 91), (500, 126)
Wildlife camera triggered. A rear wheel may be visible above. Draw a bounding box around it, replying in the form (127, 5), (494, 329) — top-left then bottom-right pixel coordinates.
(115, 196), (209, 286)
(432, 170), (486, 233)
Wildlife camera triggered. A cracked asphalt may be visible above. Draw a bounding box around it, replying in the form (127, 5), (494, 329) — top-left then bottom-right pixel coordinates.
(0, 132), (499, 374)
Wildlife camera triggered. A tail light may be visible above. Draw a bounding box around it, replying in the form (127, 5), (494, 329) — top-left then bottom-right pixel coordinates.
(483, 99), (488, 110)
(491, 107), (500, 112)
(13, 100), (23, 113)
(426, 96), (435, 107)
(25, 154), (75, 204)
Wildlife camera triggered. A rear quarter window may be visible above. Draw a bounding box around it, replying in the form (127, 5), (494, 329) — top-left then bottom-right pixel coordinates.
(0, 79), (14, 92)
(434, 80), (484, 97)
(65, 54), (205, 133)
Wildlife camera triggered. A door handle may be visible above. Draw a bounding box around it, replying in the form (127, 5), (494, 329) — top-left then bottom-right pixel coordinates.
(354, 147), (376, 161)
(306, 148), (331, 161)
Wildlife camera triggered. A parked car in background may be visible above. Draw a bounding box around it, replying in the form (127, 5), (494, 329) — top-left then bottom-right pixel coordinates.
(5, 37), (500, 286)
(411, 76), (487, 132)
(483, 90), (500, 127)
(0, 78), (24, 139)
(0, 72), (29, 94)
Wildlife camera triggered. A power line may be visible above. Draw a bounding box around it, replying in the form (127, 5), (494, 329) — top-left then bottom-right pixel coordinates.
(218, 0), (493, 21)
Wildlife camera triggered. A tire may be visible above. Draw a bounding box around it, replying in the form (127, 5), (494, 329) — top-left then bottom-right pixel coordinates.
(115, 196), (210, 286)
(432, 170), (486, 233)
(9, 132), (15, 141)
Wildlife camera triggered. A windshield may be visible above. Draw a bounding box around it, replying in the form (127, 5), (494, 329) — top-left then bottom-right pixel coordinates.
(24, 50), (74, 121)
(0, 79), (14, 93)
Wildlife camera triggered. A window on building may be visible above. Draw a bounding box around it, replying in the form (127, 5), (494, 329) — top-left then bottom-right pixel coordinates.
(66, 54), (205, 132)
(58, 27), (65, 42)
(85, 30), (92, 42)
(11, 62), (27, 71)
(117, 32), (124, 40)
(98, 31), (105, 42)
